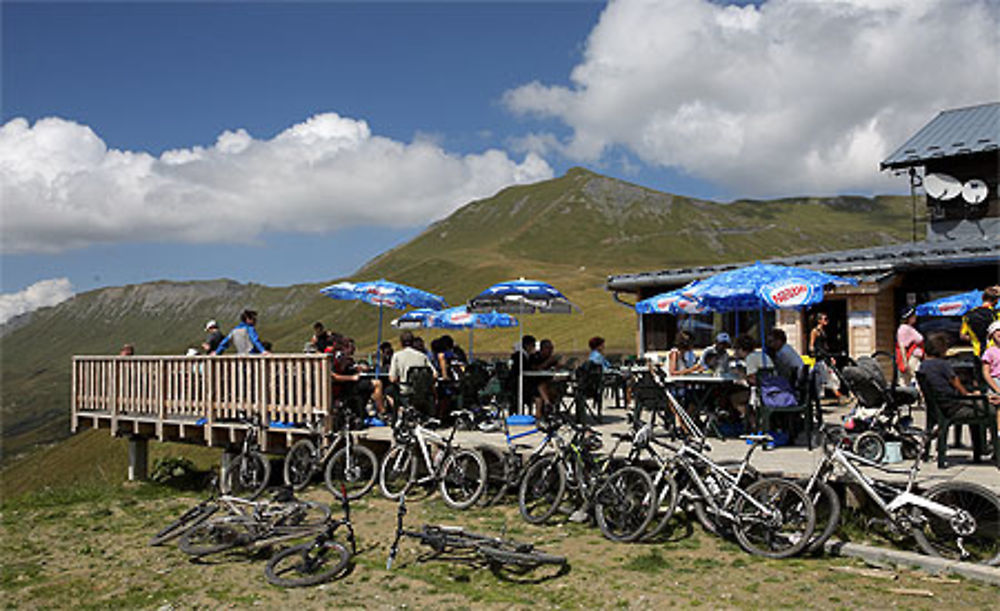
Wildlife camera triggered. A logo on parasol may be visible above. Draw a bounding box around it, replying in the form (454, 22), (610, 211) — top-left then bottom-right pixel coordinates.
(763, 281), (814, 308)
(936, 301), (964, 316)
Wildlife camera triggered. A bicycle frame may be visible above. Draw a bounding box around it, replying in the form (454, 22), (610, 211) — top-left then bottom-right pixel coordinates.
(669, 439), (777, 525)
(811, 441), (963, 524)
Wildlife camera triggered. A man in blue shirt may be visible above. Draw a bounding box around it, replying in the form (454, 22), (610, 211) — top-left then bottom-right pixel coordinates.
(216, 309), (270, 355)
(765, 328), (803, 382)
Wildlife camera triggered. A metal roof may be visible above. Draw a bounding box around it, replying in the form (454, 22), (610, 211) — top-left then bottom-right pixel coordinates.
(606, 238), (1000, 293)
(881, 102), (1000, 170)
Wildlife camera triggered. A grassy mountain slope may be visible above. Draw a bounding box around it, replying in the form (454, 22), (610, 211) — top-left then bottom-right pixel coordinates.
(0, 167), (912, 457)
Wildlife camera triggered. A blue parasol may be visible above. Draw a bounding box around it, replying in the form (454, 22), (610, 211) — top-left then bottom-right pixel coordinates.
(320, 280), (447, 373)
(468, 279), (578, 412)
(635, 262), (857, 346)
(915, 290), (984, 317)
(390, 308), (439, 330)
(426, 306), (519, 358)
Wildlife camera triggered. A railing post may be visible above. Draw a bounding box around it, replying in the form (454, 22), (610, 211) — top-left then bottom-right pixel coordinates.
(157, 359), (166, 440)
(258, 358), (269, 452)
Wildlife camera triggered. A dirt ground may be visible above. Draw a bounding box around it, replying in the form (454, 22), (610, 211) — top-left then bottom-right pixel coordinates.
(2, 482), (998, 610)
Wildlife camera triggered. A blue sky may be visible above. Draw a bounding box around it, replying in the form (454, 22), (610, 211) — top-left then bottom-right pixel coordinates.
(1, 0), (996, 320)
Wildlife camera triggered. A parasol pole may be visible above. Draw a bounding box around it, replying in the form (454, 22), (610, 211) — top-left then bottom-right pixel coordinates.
(376, 302), (384, 376)
(518, 301), (525, 416)
(468, 328), (474, 360)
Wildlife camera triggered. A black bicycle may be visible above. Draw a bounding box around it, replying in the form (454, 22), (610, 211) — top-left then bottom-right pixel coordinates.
(518, 412), (655, 542)
(222, 415), (271, 499)
(386, 495), (567, 570)
(264, 487), (357, 587)
(282, 412), (378, 500)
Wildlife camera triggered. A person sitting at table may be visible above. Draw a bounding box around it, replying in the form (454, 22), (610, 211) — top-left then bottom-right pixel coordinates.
(508, 335), (537, 411)
(330, 335), (385, 423)
(765, 328), (804, 384)
(310, 321), (333, 354)
(389, 331), (435, 414)
(588, 336), (613, 371)
(699, 332), (732, 374)
(528, 338), (563, 418)
(730, 334), (774, 420)
(667, 331), (703, 376)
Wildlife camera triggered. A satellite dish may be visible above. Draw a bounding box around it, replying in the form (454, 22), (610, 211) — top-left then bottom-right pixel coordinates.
(924, 173), (962, 200)
(962, 179), (988, 204)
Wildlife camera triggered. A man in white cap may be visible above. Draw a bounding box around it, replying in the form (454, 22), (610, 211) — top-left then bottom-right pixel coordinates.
(201, 319), (224, 354)
(699, 332), (732, 374)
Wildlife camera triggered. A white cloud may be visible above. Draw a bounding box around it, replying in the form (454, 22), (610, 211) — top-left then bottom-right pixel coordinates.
(504, 0), (1000, 197)
(0, 113), (553, 254)
(0, 278), (74, 324)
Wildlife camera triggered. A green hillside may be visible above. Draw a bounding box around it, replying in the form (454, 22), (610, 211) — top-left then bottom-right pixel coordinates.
(0, 167), (912, 458)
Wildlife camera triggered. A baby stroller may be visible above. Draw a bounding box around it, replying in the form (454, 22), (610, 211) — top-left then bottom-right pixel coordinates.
(839, 356), (922, 462)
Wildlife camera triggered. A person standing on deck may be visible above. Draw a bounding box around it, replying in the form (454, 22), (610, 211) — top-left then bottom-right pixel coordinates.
(216, 309), (270, 355)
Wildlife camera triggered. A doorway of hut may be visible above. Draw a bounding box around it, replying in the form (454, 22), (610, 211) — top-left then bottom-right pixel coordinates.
(804, 299), (848, 359)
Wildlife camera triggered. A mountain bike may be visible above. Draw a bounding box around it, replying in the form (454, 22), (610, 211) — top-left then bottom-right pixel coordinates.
(179, 487), (331, 557)
(264, 486), (356, 587)
(614, 423), (681, 541)
(477, 409), (557, 506)
(221, 415), (271, 499)
(379, 408), (487, 509)
(665, 433), (816, 558)
(282, 412), (378, 500)
(518, 412), (655, 542)
(149, 476), (222, 546)
(801, 425), (1000, 564)
(386, 494), (566, 570)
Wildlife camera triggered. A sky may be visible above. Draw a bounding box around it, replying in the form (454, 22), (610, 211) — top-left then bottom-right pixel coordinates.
(2, 0), (998, 323)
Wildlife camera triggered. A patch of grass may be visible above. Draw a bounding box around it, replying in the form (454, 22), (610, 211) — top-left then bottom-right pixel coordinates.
(623, 549), (672, 573)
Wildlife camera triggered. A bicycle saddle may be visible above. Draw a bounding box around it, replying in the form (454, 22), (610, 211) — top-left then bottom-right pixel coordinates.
(739, 433), (773, 444)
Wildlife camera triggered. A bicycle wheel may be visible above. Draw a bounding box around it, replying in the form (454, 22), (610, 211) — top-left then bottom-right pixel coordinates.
(149, 503), (218, 546)
(179, 520), (249, 557)
(910, 481), (1000, 566)
(797, 478), (841, 554)
(479, 545), (567, 567)
(594, 466), (656, 543)
(224, 452), (271, 499)
(264, 540), (351, 587)
(732, 478), (815, 559)
(324, 444), (378, 501)
(379, 445), (417, 500)
(439, 448), (487, 510)
(478, 445), (511, 507)
(283, 439), (318, 491)
(282, 500), (333, 528)
(641, 470), (680, 541)
(518, 456), (566, 524)
(853, 432), (885, 463)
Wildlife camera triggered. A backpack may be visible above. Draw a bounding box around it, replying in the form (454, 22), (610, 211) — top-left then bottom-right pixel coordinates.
(759, 373), (798, 409)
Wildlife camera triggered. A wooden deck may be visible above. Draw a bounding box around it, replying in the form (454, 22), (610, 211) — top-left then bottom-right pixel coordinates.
(72, 354), (332, 452)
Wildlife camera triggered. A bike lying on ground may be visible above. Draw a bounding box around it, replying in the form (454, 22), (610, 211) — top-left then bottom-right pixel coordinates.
(801, 425), (1000, 564)
(282, 413), (378, 500)
(149, 476), (223, 546)
(379, 408), (487, 509)
(179, 487), (331, 557)
(386, 495), (567, 570)
(264, 486), (357, 587)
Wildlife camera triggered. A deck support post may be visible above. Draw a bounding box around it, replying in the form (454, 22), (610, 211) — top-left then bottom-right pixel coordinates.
(127, 435), (149, 481)
(220, 448), (238, 487)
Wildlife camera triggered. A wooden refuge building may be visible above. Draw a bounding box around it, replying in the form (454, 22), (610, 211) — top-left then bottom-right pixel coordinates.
(606, 102), (1000, 359)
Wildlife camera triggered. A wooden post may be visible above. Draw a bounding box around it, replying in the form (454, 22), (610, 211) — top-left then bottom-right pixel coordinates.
(128, 435), (149, 481)
(70, 358), (79, 433)
(157, 360), (166, 440)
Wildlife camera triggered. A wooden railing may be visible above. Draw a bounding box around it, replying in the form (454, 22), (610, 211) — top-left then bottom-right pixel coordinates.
(72, 355), (332, 439)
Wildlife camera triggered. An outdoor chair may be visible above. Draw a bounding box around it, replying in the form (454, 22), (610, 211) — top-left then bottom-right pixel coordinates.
(630, 370), (671, 431)
(396, 366), (436, 419)
(917, 371), (999, 469)
(755, 365), (818, 449)
(573, 361), (605, 424)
